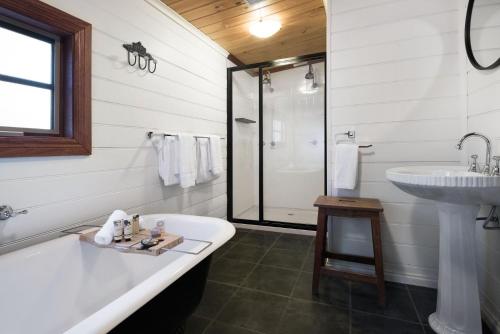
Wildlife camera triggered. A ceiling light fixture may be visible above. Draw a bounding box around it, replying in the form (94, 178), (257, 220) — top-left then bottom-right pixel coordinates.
(249, 18), (281, 38)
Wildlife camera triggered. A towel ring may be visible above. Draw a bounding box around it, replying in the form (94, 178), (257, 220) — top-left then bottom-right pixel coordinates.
(465, 0), (500, 70)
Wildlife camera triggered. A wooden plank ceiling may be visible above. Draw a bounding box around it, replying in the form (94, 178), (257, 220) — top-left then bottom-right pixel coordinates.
(162, 0), (326, 65)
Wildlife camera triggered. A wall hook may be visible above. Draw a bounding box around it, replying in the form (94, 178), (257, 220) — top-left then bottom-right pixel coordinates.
(123, 41), (157, 73)
(148, 58), (157, 73)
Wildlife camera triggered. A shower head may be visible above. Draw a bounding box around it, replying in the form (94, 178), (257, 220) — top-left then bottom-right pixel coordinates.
(263, 71), (274, 92)
(305, 64), (314, 80)
(263, 71), (271, 85)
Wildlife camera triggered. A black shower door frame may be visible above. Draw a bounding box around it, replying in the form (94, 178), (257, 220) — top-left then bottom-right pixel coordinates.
(227, 52), (327, 231)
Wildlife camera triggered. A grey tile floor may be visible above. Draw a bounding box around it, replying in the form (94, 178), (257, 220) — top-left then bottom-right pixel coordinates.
(186, 229), (493, 334)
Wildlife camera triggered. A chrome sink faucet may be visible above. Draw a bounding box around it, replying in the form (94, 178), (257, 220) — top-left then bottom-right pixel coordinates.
(456, 132), (491, 175)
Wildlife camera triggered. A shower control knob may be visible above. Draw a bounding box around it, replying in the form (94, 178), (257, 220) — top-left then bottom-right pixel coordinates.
(491, 156), (500, 176)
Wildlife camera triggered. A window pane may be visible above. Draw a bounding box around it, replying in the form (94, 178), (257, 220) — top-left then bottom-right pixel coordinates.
(0, 81), (52, 130)
(0, 26), (53, 84)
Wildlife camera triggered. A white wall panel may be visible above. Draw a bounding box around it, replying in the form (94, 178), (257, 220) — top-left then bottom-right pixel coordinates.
(328, 0), (464, 290)
(0, 0), (229, 250)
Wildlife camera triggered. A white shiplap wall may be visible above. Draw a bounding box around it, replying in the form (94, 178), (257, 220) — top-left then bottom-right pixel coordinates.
(328, 0), (466, 286)
(464, 0), (500, 330)
(0, 0), (229, 252)
(329, 0), (500, 328)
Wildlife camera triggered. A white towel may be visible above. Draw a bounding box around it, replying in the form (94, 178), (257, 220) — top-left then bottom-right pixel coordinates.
(334, 143), (358, 190)
(208, 135), (223, 176)
(178, 134), (197, 188)
(160, 136), (180, 186)
(94, 209), (128, 245)
(196, 138), (213, 184)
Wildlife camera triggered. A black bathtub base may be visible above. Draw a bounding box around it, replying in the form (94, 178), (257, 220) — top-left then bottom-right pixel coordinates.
(110, 256), (212, 333)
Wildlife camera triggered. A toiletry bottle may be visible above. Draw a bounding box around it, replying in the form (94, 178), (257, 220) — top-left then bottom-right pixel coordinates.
(113, 220), (123, 242)
(132, 214), (140, 234)
(123, 220), (132, 241)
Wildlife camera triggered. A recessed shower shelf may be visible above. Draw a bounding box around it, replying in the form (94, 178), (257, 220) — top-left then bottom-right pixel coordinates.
(235, 118), (256, 124)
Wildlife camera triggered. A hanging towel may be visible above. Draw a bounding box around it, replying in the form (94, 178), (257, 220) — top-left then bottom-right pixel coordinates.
(196, 138), (213, 184)
(94, 209), (128, 245)
(208, 135), (223, 176)
(334, 143), (359, 190)
(178, 134), (197, 188)
(160, 136), (180, 186)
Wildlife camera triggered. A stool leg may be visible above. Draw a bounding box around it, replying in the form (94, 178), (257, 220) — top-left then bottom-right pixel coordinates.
(371, 214), (385, 306)
(312, 209), (327, 294)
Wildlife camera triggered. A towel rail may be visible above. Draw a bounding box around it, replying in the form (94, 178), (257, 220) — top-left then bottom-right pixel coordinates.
(147, 131), (225, 140)
(337, 131), (373, 148)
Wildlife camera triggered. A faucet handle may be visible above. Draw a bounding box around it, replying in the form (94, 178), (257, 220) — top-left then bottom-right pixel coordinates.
(491, 156), (500, 176)
(469, 154), (479, 172)
(0, 205), (28, 220)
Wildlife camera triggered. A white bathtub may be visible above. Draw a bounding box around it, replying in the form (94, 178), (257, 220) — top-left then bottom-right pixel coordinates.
(0, 214), (235, 334)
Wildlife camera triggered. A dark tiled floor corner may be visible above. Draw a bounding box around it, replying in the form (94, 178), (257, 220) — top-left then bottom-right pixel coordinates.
(193, 229), (494, 334)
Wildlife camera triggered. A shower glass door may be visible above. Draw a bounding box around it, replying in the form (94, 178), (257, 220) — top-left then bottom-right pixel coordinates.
(230, 67), (260, 221)
(262, 62), (325, 225)
(228, 53), (326, 228)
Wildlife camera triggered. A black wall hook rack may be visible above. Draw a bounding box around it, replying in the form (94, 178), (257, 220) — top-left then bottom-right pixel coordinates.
(465, 0), (500, 70)
(123, 41), (157, 73)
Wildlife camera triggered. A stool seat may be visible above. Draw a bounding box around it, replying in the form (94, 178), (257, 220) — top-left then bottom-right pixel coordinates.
(312, 195), (386, 305)
(314, 196), (383, 212)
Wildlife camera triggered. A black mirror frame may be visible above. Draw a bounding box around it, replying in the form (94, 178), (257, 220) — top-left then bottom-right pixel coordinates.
(465, 0), (500, 70)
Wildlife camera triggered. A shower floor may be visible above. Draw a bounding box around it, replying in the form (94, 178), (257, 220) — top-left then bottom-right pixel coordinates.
(235, 206), (317, 225)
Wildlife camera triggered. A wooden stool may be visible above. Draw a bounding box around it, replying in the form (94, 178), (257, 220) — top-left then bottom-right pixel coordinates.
(312, 195), (386, 306)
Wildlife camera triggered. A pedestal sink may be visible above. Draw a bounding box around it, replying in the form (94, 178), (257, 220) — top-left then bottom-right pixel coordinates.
(386, 166), (500, 334)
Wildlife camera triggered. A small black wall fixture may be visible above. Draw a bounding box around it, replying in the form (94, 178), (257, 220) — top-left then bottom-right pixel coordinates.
(465, 0), (500, 70)
(123, 41), (157, 73)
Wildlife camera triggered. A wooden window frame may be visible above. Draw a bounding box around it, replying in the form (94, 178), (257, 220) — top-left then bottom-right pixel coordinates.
(0, 0), (91, 157)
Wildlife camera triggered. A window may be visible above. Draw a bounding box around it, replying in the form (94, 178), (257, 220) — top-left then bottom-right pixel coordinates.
(0, 0), (91, 157)
(0, 20), (58, 134)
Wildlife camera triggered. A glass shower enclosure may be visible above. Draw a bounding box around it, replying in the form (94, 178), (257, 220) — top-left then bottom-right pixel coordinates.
(228, 53), (326, 229)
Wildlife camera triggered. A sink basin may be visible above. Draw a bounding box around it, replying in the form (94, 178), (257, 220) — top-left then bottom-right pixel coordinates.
(386, 166), (500, 334)
(387, 165), (500, 205)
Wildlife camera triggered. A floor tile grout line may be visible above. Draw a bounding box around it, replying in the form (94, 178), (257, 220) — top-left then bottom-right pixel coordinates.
(206, 280), (352, 310)
(206, 279), (424, 327)
(200, 230), (260, 334)
(208, 230), (433, 333)
(406, 285), (427, 333)
(349, 281), (353, 334)
(214, 254), (315, 273)
(208, 235), (283, 334)
(201, 232), (283, 334)
(350, 308), (423, 326)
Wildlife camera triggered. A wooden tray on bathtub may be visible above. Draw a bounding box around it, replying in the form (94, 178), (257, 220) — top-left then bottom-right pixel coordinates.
(78, 227), (184, 256)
